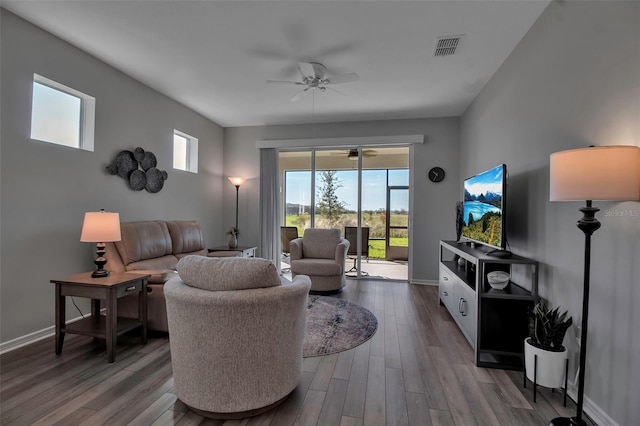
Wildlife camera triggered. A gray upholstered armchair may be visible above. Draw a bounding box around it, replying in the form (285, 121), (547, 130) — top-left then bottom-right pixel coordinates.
(289, 228), (350, 294)
(165, 256), (311, 419)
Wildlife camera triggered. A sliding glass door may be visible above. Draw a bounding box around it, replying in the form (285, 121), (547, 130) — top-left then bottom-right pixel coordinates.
(386, 186), (409, 261)
(279, 147), (409, 280)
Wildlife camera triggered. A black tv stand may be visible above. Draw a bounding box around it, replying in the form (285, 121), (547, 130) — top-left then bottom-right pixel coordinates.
(486, 249), (513, 258)
(439, 240), (539, 370)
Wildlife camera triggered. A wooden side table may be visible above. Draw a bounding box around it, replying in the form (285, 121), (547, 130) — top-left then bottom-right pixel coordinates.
(208, 245), (257, 258)
(51, 272), (149, 363)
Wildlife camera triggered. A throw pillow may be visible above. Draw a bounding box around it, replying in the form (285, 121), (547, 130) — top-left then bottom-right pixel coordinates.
(177, 255), (281, 291)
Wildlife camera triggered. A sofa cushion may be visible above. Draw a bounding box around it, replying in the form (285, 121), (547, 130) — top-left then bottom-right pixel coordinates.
(115, 221), (173, 266)
(175, 249), (208, 260)
(177, 256), (281, 292)
(166, 221), (206, 255)
(125, 255), (179, 272)
(125, 269), (178, 284)
(302, 228), (341, 259)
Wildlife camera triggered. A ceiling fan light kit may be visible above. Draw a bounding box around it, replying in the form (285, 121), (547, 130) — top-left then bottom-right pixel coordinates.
(342, 148), (378, 161)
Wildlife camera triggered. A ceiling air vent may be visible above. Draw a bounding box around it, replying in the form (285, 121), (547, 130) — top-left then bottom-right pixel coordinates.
(434, 35), (465, 57)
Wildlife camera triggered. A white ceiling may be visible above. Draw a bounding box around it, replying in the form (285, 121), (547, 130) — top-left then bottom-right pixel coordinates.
(3, 0), (550, 127)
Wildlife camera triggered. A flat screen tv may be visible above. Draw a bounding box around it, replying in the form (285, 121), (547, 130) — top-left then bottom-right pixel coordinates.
(462, 164), (507, 253)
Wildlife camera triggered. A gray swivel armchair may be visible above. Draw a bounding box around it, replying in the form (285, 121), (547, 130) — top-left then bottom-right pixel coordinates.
(289, 228), (350, 294)
(165, 256), (311, 419)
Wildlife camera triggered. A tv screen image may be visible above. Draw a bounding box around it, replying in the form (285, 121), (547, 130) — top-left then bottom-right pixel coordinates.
(462, 164), (506, 249)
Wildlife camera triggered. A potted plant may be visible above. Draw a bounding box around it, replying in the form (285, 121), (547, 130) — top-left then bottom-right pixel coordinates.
(227, 226), (239, 248)
(524, 300), (573, 388)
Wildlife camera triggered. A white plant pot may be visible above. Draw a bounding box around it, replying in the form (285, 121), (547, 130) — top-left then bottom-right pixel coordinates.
(524, 338), (567, 389)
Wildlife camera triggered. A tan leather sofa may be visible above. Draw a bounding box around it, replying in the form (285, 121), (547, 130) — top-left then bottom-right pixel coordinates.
(105, 220), (217, 332)
(165, 256), (311, 418)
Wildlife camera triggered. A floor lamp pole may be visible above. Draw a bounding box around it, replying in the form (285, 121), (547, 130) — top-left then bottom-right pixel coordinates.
(550, 200), (600, 426)
(234, 184), (240, 231)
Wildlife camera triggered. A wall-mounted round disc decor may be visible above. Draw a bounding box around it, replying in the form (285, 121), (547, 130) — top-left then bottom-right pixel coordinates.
(145, 168), (166, 193)
(141, 152), (157, 171)
(111, 151), (138, 179)
(106, 147), (167, 193)
(129, 169), (147, 191)
(134, 147), (145, 162)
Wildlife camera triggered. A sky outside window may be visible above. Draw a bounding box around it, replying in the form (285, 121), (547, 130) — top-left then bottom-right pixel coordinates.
(173, 133), (188, 170)
(285, 169), (408, 212)
(31, 82), (81, 148)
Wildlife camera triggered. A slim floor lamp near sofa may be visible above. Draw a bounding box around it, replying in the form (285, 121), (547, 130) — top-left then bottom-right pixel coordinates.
(549, 145), (640, 426)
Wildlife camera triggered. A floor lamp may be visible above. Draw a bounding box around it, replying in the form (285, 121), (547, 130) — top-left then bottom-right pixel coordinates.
(228, 176), (246, 235)
(549, 145), (640, 426)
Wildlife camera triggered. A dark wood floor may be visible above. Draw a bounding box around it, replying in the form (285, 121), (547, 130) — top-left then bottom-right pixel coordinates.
(1, 281), (585, 425)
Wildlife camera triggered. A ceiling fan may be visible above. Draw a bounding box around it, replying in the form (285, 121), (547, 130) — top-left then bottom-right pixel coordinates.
(331, 149), (377, 160)
(267, 62), (358, 102)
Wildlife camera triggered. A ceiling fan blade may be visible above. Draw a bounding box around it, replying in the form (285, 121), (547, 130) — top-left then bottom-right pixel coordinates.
(326, 72), (359, 85)
(266, 80), (304, 85)
(325, 86), (346, 97)
(290, 88), (309, 102)
(315, 42), (358, 59)
(298, 62), (316, 79)
(248, 46), (291, 61)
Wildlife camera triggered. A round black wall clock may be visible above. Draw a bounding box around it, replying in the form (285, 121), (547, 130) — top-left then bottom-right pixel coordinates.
(428, 167), (445, 182)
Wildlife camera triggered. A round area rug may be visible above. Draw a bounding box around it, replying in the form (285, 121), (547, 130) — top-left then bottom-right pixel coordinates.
(303, 295), (378, 357)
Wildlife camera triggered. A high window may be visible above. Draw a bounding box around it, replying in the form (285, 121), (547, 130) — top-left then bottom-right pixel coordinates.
(30, 74), (95, 151)
(173, 130), (198, 173)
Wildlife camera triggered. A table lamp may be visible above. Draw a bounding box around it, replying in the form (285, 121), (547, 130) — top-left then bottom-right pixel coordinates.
(549, 145), (640, 426)
(80, 209), (122, 278)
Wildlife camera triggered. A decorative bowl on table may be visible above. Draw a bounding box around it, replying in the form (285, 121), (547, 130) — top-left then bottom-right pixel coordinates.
(487, 271), (510, 290)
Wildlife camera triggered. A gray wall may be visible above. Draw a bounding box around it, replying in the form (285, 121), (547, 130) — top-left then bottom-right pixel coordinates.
(0, 11), (225, 343)
(223, 117), (460, 282)
(460, 1), (639, 424)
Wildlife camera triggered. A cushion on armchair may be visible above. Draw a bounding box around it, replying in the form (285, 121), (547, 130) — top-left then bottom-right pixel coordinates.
(177, 256), (281, 292)
(302, 228), (341, 258)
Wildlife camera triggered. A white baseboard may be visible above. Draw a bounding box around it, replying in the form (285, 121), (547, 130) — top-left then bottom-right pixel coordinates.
(566, 384), (619, 426)
(410, 279), (438, 286)
(0, 314), (86, 355)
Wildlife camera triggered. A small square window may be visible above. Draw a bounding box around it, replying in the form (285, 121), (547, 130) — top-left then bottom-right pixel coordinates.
(30, 74), (95, 151)
(173, 130), (198, 173)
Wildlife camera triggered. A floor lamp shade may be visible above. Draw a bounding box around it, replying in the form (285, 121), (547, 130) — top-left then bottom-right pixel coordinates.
(227, 176), (246, 187)
(550, 145), (640, 201)
(80, 210), (121, 278)
(548, 145), (639, 426)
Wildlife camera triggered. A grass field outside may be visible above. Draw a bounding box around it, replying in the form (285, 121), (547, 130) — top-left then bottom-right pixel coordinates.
(285, 213), (408, 259)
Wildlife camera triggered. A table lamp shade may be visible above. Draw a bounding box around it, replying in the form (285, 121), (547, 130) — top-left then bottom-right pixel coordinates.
(550, 145), (640, 201)
(80, 211), (121, 242)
